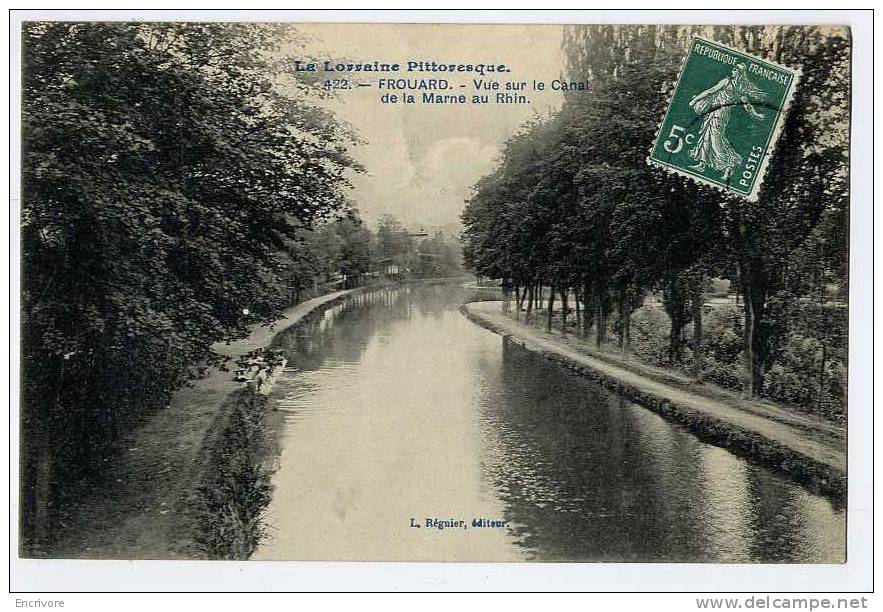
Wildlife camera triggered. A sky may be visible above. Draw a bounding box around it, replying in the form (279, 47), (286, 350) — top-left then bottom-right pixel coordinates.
(290, 24), (567, 231)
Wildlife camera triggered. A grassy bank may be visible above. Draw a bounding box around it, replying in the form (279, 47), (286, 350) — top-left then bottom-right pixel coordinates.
(189, 389), (274, 559)
(26, 289), (360, 559)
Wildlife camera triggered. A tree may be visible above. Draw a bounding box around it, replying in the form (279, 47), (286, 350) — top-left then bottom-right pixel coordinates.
(375, 213), (413, 273)
(20, 22), (360, 548)
(463, 24), (849, 411)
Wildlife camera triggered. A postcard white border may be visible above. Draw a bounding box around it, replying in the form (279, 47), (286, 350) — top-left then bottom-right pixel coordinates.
(6, 8), (874, 594)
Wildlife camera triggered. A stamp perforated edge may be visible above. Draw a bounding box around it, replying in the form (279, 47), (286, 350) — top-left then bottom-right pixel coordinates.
(646, 36), (802, 203)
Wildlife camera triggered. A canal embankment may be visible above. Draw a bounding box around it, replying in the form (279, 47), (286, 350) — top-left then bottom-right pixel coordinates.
(38, 289), (360, 559)
(461, 301), (846, 500)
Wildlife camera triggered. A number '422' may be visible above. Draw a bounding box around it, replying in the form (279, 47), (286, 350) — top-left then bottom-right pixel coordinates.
(323, 79), (350, 90)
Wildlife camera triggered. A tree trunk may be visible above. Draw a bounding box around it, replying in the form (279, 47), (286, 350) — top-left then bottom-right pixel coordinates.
(664, 276), (687, 364)
(669, 318), (683, 363)
(574, 286), (581, 337)
(582, 280), (592, 339)
(514, 283), (522, 320)
(546, 281), (555, 333)
(594, 289), (603, 347)
(618, 285), (632, 353)
(560, 286), (568, 336)
(737, 260), (769, 398)
(525, 284), (534, 322)
(621, 295), (632, 354)
(600, 310), (608, 344)
(502, 278), (511, 314)
(28, 357), (67, 552)
(32, 448), (54, 551)
(750, 298), (767, 396)
(817, 342), (827, 411)
(743, 292), (755, 397)
(691, 289), (704, 381)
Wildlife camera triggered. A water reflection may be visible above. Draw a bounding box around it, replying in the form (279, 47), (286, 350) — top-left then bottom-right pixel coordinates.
(253, 284), (845, 563)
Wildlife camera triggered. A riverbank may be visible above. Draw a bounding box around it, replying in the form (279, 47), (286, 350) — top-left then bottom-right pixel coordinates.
(461, 301), (846, 500)
(35, 289), (359, 559)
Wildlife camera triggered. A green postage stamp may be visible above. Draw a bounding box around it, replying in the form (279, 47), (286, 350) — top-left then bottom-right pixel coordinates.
(649, 37), (800, 201)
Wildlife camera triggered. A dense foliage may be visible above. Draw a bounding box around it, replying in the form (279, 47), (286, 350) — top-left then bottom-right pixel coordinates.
(462, 25), (849, 418)
(22, 22), (464, 549)
(20, 22), (422, 548)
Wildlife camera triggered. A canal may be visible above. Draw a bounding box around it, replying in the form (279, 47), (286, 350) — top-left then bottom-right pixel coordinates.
(252, 283), (845, 563)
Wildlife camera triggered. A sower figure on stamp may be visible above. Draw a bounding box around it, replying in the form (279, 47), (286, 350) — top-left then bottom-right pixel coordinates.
(688, 63), (766, 181)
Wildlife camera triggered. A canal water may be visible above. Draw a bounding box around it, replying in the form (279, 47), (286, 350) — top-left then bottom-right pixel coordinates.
(252, 283), (845, 563)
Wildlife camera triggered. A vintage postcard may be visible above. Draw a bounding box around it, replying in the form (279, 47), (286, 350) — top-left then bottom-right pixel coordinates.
(10, 11), (872, 594)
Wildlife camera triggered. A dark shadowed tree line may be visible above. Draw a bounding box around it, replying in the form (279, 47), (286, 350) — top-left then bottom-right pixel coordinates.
(19, 22), (461, 550)
(282, 212), (463, 300)
(462, 25), (849, 418)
